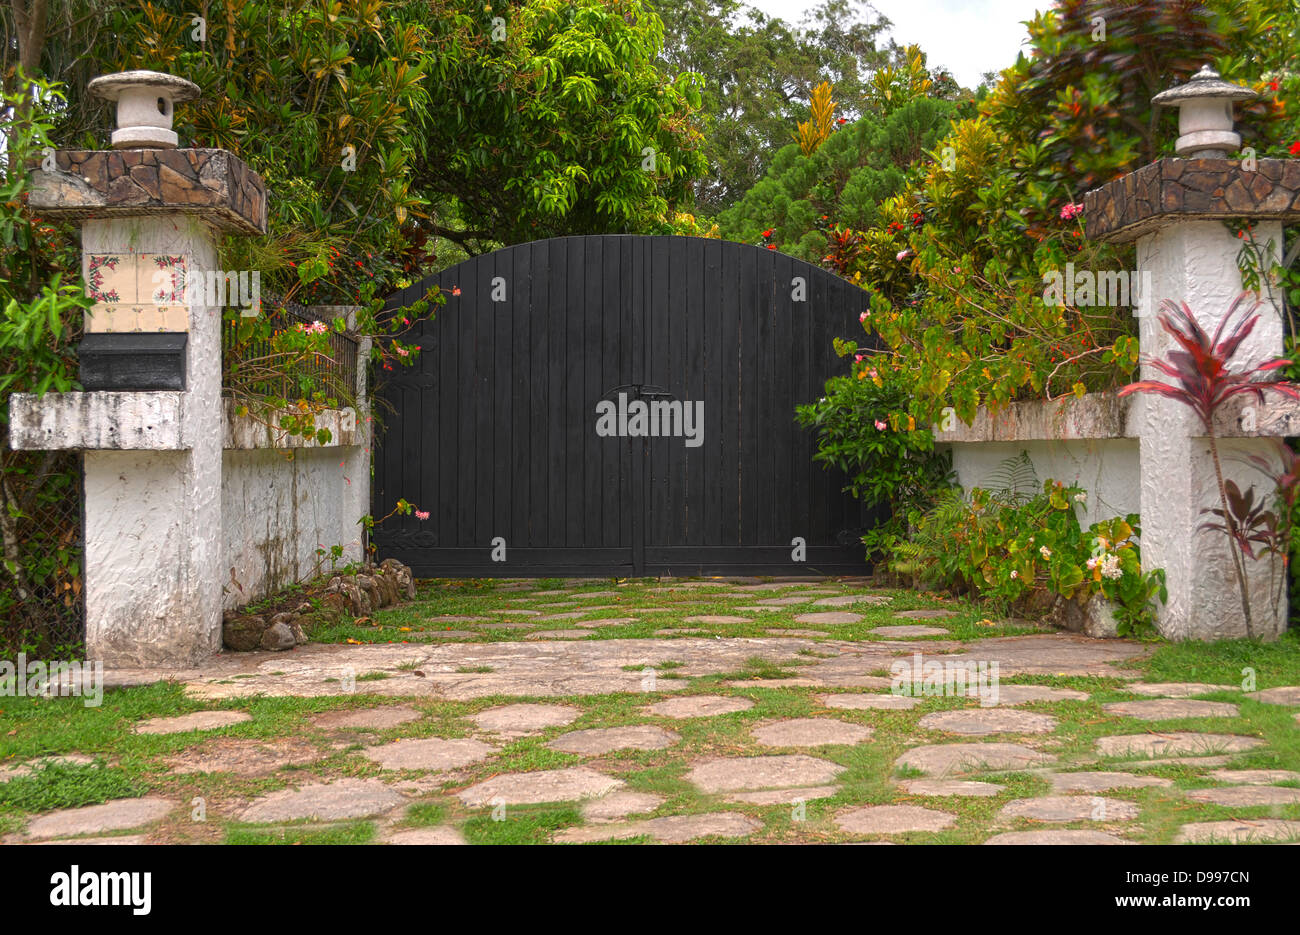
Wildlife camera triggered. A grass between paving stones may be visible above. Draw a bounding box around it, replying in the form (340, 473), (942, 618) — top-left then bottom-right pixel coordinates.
(305, 576), (1042, 647)
(225, 821), (377, 845)
(4, 578), (1300, 844)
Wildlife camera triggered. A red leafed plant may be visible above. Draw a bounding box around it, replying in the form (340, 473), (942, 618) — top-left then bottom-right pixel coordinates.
(1119, 294), (1300, 636)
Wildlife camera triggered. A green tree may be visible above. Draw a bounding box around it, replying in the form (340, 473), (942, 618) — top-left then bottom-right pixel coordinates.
(653, 0), (896, 215)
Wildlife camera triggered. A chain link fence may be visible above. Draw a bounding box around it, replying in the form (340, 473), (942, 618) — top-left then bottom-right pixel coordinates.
(0, 449), (85, 655)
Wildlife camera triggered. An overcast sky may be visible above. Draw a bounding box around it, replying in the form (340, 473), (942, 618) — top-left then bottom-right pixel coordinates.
(745, 0), (1052, 88)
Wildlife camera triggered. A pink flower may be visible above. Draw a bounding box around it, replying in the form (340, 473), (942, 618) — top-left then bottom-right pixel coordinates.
(415, 510), (430, 521)
(396, 347), (409, 357)
(1059, 202), (1084, 220)
(896, 249), (911, 262)
(854, 353), (865, 362)
(874, 419), (887, 430)
(299, 320), (328, 335)
(451, 286), (461, 296)
(859, 311), (869, 323)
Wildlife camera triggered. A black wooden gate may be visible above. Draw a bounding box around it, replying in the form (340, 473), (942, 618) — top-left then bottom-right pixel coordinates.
(374, 235), (877, 577)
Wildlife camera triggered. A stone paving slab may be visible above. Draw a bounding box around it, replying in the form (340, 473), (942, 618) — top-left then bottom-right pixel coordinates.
(546, 725), (680, 755)
(646, 695), (754, 718)
(894, 609), (957, 619)
(1048, 772), (1175, 793)
(984, 830), (1133, 845)
(1245, 686), (1300, 705)
(1186, 785), (1300, 807)
(1096, 732), (1263, 758)
(751, 717), (874, 748)
(134, 710), (251, 734)
(384, 827), (467, 845)
(1126, 682), (1238, 697)
(1175, 819), (1300, 844)
(901, 780), (1004, 797)
(469, 703), (581, 733)
(554, 812), (762, 843)
(581, 791), (664, 822)
(311, 705), (423, 730)
(868, 625), (949, 637)
(979, 685), (1090, 705)
(363, 737), (497, 771)
(26, 797), (177, 840)
(753, 597), (813, 606)
(683, 615), (752, 624)
(0, 754), (98, 782)
(794, 612), (863, 625)
(239, 779), (405, 822)
(28, 835), (149, 846)
(166, 738), (323, 776)
(723, 785), (840, 805)
(999, 795), (1139, 822)
(918, 709), (1058, 736)
(687, 754), (845, 793)
(813, 595), (890, 607)
(1208, 769), (1300, 785)
(1102, 699), (1239, 720)
(765, 628), (828, 637)
(119, 634), (1148, 701)
(835, 804), (955, 834)
(525, 630), (592, 640)
(457, 767), (623, 806)
(820, 692), (919, 710)
(896, 743), (1057, 776)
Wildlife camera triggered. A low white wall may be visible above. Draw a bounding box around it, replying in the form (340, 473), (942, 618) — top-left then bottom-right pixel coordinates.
(220, 445), (366, 610)
(941, 438), (1140, 528)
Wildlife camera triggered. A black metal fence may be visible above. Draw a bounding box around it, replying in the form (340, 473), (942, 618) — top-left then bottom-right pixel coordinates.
(222, 293), (359, 402)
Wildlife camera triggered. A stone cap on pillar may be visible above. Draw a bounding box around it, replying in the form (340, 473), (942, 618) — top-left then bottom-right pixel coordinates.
(1083, 157), (1300, 243)
(28, 148), (267, 235)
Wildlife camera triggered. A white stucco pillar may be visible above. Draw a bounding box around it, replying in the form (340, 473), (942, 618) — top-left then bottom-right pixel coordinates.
(79, 217), (225, 664)
(1135, 220), (1287, 640)
(10, 71), (268, 667)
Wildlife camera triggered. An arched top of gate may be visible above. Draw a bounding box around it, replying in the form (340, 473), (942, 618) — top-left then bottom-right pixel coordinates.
(382, 234), (868, 314)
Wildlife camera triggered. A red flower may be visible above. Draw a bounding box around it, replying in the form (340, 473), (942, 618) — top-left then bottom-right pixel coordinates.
(1290, 141), (1300, 156)
(836, 117), (847, 125)
(451, 286), (461, 296)
(765, 243), (776, 250)
(1269, 80), (1279, 92)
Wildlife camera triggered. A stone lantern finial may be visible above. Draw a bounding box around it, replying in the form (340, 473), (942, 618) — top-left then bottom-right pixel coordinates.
(1151, 65), (1256, 159)
(87, 70), (200, 150)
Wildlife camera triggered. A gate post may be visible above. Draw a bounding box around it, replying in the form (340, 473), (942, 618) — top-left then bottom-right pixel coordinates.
(1085, 67), (1299, 639)
(8, 71), (266, 666)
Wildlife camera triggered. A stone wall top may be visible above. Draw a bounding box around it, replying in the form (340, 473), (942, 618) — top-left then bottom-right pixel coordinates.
(8, 391), (188, 451)
(933, 390), (1300, 443)
(932, 393), (1139, 443)
(28, 149), (267, 235)
(1084, 157), (1300, 243)
(223, 400), (360, 450)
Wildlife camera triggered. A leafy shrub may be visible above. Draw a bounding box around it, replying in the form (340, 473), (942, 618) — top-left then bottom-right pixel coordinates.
(796, 363), (952, 562)
(893, 454), (1165, 634)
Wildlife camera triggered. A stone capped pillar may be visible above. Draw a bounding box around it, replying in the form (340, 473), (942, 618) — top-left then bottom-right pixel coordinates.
(1085, 68), (1300, 640)
(9, 71), (266, 666)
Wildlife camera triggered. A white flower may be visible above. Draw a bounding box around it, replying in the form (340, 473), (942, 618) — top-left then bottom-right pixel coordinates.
(1100, 554), (1122, 580)
(1086, 556), (1099, 570)
(1073, 492), (1087, 503)
(1010, 570), (1018, 579)
(1039, 545), (1052, 560)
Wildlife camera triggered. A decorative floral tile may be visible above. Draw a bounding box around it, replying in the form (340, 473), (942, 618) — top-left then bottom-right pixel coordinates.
(85, 253), (130, 303)
(142, 254), (188, 304)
